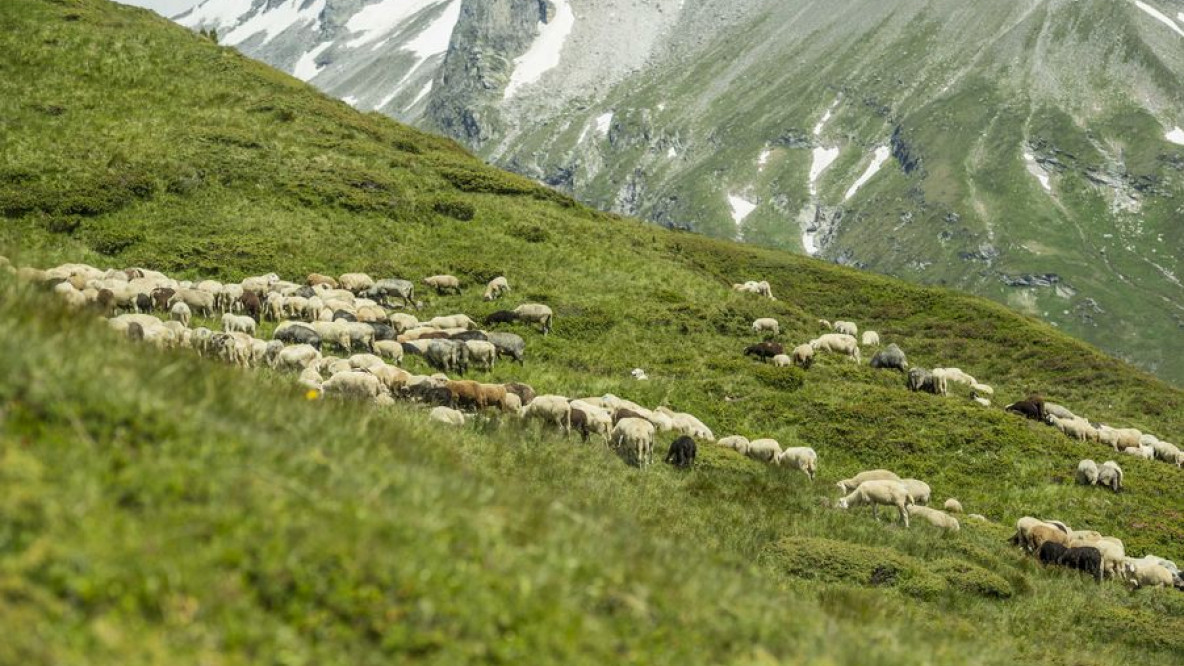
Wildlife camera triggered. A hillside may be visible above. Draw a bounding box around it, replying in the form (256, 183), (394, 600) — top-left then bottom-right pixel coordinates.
(3, 1), (1184, 663)
(174, 0), (1184, 385)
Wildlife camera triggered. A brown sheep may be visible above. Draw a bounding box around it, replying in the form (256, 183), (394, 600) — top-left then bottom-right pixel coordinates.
(239, 291), (262, 321)
(445, 380), (484, 410)
(307, 273), (339, 289)
(475, 383), (508, 410)
(1027, 524), (1071, 553)
(504, 382), (536, 405)
(744, 342), (784, 362)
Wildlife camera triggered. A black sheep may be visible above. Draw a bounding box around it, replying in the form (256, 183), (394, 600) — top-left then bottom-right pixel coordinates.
(365, 322), (397, 341)
(570, 408), (592, 443)
(275, 324), (322, 350)
(1058, 546), (1104, 582)
(744, 341), (784, 362)
(664, 435), (697, 469)
(1006, 397), (1045, 421)
(484, 310), (519, 326)
(332, 309), (357, 323)
(450, 330), (489, 342)
(1036, 541), (1068, 566)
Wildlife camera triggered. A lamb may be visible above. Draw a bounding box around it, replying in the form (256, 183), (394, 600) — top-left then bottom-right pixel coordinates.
(423, 274), (461, 294)
(860, 330), (880, 347)
(464, 340), (498, 371)
(752, 318), (780, 337)
(169, 301), (191, 327)
(338, 273), (375, 293)
(744, 341), (784, 362)
(835, 480), (911, 527)
(522, 395), (572, 433)
(836, 469), (901, 493)
(943, 498), (963, 514)
(321, 371), (383, 400)
(907, 367), (947, 396)
(483, 276), (510, 301)
(610, 417), (656, 467)
(347, 353), (385, 371)
(970, 391), (991, 407)
(221, 313), (257, 335)
(906, 506), (959, 532)
(429, 406), (466, 427)
(791, 344), (814, 369)
(486, 332), (526, 365)
(716, 435), (750, 455)
(832, 321), (858, 337)
(744, 438), (783, 462)
(630, 368), (649, 380)
(900, 479), (931, 505)
(774, 447), (818, 480)
(1059, 546), (1104, 582)
(772, 354), (792, 367)
(664, 435), (697, 469)
(513, 303), (553, 334)
(809, 334), (860, 364)
(1097, 460), (1123, 492)
(871, 338), (904, 369)
(1075, 459), (1099, 486)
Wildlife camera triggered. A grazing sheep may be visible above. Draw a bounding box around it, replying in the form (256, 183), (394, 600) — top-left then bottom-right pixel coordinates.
(832, 321), (858, 337)
(1005, 395), (1045, 421)
(907, 506), (959, 532)
(569, 400), (613, 443)
(790, 344), (814, 369)
(1097, 426), (1142, 451)
(630, 368), (649, 380)
(169, 301), (191, 327)
(752, 317), (780, 337)
(664, 435), (697, 469)
(1049, 415), (1098, 442)
(168, 288), (215, 317)
(424, 339), (468, 374)
(932, 368), (977, 387)
(338, 273), (375, 293)
(1044, 403), (1076, 420)
(429, 314), (478, 331)
(464, 340), (498, 371)
(423, 274), (461, 294)
(221, 313), (257, 335)
(513, 303), (553, 334)
(274, 322), (322, 350)
(306, 273), (338, 289)
(486, 331), (526, 365)
(430, 406), (466, 427)
(744, 341), (784, 362)
(522, 395), (572, 433)
(1075, 459), (1099, 486)
(1150, 440), (1184, 467)
(347, 353), (385, 371)
(943, 498), (963, 514)
(835, 480), (911, 527)
(1123, 560), (1174, 589)
(970, 391), (991, 407)
(860, 330), (880, 346)
(654, 407), (714, 441)
(322, 371), (383, 400)
(1097, 460), (1123, 492)
(484, 310), (519, 327)
(869, 343), (909, 371)
(836, 469), (901, 493)
(361, 279), (417, 309)
(809, 334), (860, 364)
(1027, 524), (1071, 553)
(483, 276), (510, 301)
(907, 367), (947, 396)
(774, 447), (818, 480)
(1037, 541), (1068, 566)
(1122, 444), (1154, 460)
(745, 438), (783, 462)
(716, 435), (750, 455)
(771, 354), (792, 367)
(611, 417), (656, 467)
(900, 479), (931, 505)
(1058, 547), (1104, 581)
(388, 312), (419, 334)
(504, 382), (536, 406)
(732, 280), (775, 299)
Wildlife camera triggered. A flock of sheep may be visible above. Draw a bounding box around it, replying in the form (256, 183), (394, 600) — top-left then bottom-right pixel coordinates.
(1009, 516), (1181, 589)
(7, 256), (1182, 593)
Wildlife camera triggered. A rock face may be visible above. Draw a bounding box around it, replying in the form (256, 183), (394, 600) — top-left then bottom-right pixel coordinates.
(173, 0), (1184, 384)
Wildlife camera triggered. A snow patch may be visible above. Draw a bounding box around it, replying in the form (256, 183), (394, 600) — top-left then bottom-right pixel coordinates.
(1023, 151), (1052, 193)
(844, 146), (891, 200)
(594, 112), (613, 136)
(727, 195), (757, 225)
(293, 42), (332, 81)
(667, 146), (678, 159)
(345, 0), (449, 49)
(802, 229), (820, 256)
(409, 80), (433, 108)
(808, 147), (840, 197)
(343, 96), (359, 108)
(813, 98), (839, 136)
(1166, 127), (1184, 145)
(757, 147), (772, 171)
(222, 0), (325, 47)
(176, 0), (251, 29)
(504, 0), (577, 99)
(398, 0), (462, 59)
(1134, 1), (1184, 37)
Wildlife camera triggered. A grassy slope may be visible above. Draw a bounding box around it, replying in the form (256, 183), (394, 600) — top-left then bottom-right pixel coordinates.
(2, 1), (1184, 663)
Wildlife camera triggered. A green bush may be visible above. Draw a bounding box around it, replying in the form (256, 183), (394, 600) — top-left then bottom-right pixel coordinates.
(929, 558), (1013, 599)
(508, 224), (550, 244)
(752, 364), (806, 392)
(432, 198), (476, 221)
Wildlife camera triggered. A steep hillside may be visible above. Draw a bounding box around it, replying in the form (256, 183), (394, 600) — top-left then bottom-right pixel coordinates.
(3, 1), (1184, 663)
(176, 0), (1184, 384)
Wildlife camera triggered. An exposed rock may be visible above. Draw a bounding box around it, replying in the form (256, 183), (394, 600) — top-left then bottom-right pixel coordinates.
(891, 125), (922, 174)
(774, 129), (813, 149)
(1000, 273), (1061, 288)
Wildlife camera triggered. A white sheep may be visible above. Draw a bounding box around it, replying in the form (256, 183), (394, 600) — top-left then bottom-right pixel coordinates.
(423, 274), (461, 294)
(570, 400), (613, 443)
(1150, 440), (1184, 467)
(970, 382), (994, 396)
(1123, 560), (1173, 589)
(483, 276), (510, 301)
(630, 368), (649, 380)
(373, 340), (405, 365)
(513, 303), (553, 334)
(1122, 444), (1154, 460)
(752, 318), (780, 336)
(655, 407), (714, 441)
(338, 273), (375, 293)
(430, 406), (466, 427)
(809, 333), (860, 364)
(970, 392), (991, 407)
(943, 498), (963, 514)
(744, 438), (782, 462)
(1050, 415), (1097, 442)
(169, 301), (191, 327)
(389, 312), (419, 334)
(1097, 460), (1123, 492)
(835, 480), (911, 527)
(348, 353), (385, 370)
(464, 340), (498, 371)
(1075, 459), (1099, 486)
(900, 479), (931, 505)
(774, 447), (818, 480)
(716, 435), (750, 455)
(932, 367), (977, 387)
(297, 367), (323, 392)
(429, 314), (478, 330)
(836, 469), (900, 493)
(610, 417), (656, 467)
(907, 506), (959, 532)
(771, 354), (792, 367)
(832, 320), (858, 337)
(791, 344), (814, 369)
(522, 395), (571, 433)
(860, 330), (880, 346)
(221, 313), (256, 335)
(275, 344), (321, 371)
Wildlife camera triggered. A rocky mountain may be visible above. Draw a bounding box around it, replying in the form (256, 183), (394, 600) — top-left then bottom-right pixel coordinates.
(174, 0), (1184, 384)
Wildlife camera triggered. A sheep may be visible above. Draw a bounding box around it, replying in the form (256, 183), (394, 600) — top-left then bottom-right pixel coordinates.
(348, 353), (385, 371)
(1127, 555), (1180, 576)
(1027, 524), (1071, 553)
(832, 320), (858, 337)
(373, 340), (405, 364)
(1097, 426), (1142, 451)
(1044, 403), (1077, 420)
(569, 400), (612, 443)
(423, 274), (461, 294)
(907, 367), (947, 396)
(630, 368), (649, 380)
(322, 371), (383, 400)
(338, 273), (375, 293)
(1150, 440), (1184, 467)
(943, 498), (963, 514)
(485, 332), (526, 365)
(732, 281), (774, 299)
(610, 417), (655, 467)
(900, 479), (931, 505)
(817, 319), (831, 329)
(484, 310), (519, 327)
(1037, 542), (1068, 566)
(654, 407), (714, 441)
(970, 383), (994, 397)
(522, 395), (572, 433)
(1094, 538), (1127, 579)
(274, 322), (322, 350)
(866, 343), (905, 373)
(970, 391), (991, 407)
(835, 480), (911, 527)
(513, 303), (553, 334)
(306, 273), (338, 289)
(745, 438), (782, 462)
(1075, 459), (1099, 486)
(483, 276), (510, 301)
(504, 382), (536, 406)
(907, 506), (959, 532)
(774, 447), (818, 480)
(169, 301), (191, 326)
(860, 330), (880, 347)
(790, 344), (814, 369)
(1059, 547), (1104, 582)
(1123, 560), (1174, 589)
(1122, 444), (1154, 460)
(361, 279), (417, 309)
(752, 317), (780, 337)
(744, 341), (783, 362)
(809, 334), (860, 364)
(221, 313), (257, 335)
(836, 469), (901, 493)
(1097, 460), (1123, 492)
(664, 436), (697, 468)
(1049, 415), (1097, 442)
(716, 435), (750, 455)
(464, 340), (498, 371)
(771, 354), (792, 367)
(430, 406), (466, 427)
(932, 368), (977, 387)
(168, 288), (215, 317)
(340, 322), (376, 353)
(388, 312), (419, 334)
(1005, 395), (1045, 421)
(429, 314), (478, 331)
(424, 339), (468, 374)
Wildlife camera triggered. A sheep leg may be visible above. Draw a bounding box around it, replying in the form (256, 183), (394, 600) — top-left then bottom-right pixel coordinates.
(871, 504), (880, 521)
(898, 502), (909, 528)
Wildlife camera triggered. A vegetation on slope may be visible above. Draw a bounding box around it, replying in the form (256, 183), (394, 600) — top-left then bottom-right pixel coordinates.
(2, 1), (1184, 663)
